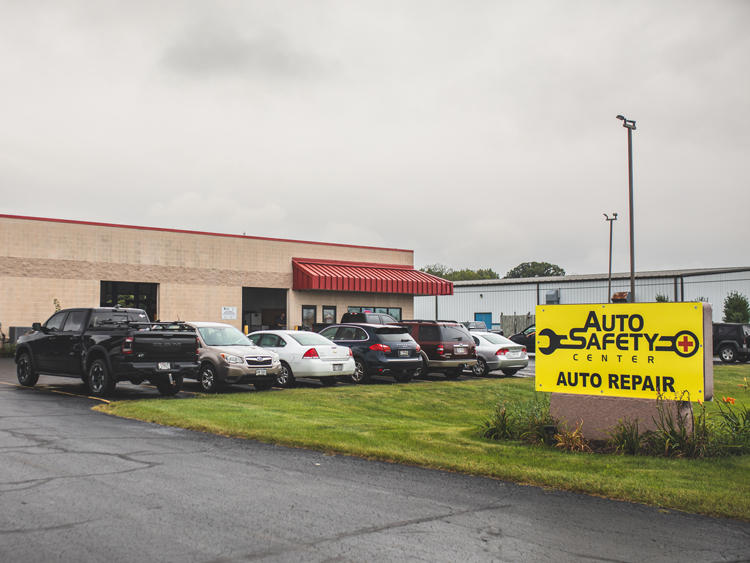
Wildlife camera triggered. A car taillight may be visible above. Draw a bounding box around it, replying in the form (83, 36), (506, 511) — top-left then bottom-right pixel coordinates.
(302, 348), (319, 359)
(369, 343), (392, 353)
(437, 344), (444, 355)
(495, 348), (509, 356)
(349, 348), (353, 357)
(415, 344), (421, 353)
(522, 347), (527, 354)
(122, 336), (133, 355)
(197, 337), (201, 355)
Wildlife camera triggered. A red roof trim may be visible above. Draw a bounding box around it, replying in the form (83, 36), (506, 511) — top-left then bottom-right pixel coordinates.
(0, 214), (413, 254)
(292, 258), (453, 296)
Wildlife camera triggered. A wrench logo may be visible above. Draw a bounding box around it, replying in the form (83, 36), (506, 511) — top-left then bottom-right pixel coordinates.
(537, 328), (585, 355)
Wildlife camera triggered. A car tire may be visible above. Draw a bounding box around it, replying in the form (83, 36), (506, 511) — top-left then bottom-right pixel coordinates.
(414, 357), (427, 378)
(501, 368), (519, 376)
(155, 374), (183, 396)
(444, 369), (462, 380)
(16, 353), (39, 387)
(393, 371), (414, 383)
(472, 358), (488, 377)
(349, 358), (371, 384)
(253, 380), (274, 391)
(199, 364), (220, 393)
(719, 345), (737, 364)
(277, 362), (296, 388)
(320, 377), (338, 387)
(88, 358), (116, 397)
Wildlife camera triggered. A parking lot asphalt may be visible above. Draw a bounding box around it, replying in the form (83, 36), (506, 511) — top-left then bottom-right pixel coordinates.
(1, 357), (749, 563)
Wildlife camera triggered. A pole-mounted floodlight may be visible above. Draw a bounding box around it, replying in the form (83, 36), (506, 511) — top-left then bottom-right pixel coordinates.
(616, 115), (636, 302)
(604, 213), (618, 303)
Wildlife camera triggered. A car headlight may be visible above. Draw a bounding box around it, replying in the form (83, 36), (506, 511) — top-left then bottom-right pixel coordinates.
(221, 353), (243, 364)
(273, 353), (280, 363)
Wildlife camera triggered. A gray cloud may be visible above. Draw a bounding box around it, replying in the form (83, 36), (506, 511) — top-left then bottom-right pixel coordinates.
(160, 17), (329, 80)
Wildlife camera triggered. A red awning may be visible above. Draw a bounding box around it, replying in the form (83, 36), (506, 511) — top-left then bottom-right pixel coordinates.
(292, 258), (453, 296)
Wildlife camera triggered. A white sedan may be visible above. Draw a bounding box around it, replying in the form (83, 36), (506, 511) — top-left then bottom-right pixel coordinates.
(247, 330), (355, 387)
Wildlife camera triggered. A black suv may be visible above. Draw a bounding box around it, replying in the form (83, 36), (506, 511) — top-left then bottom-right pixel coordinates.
(319, 324), (422, 383)
(340, 312), (398, 324)
(713, 323), (750, 363)
(394, 320), (477, 379)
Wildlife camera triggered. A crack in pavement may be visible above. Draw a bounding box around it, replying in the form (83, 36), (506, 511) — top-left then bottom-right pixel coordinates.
(0, 519), (96, 535)
(201, 502), (506, 563)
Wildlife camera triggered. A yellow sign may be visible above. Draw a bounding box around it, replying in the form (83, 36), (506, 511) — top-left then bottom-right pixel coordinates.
(536, 303), (706, 400)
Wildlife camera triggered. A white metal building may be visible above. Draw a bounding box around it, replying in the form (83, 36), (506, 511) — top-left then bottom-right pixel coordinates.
(414, 267), (750, 331)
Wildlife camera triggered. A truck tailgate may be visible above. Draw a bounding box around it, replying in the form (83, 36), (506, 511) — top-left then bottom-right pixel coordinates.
(132, 331), (198, 361)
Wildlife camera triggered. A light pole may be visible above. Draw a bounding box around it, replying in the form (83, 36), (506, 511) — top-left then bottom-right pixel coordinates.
(604, 213), (617, 302)
(616, 115), (636, 302)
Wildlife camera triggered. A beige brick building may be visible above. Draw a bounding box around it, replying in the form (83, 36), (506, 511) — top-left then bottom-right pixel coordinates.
(0, 215), (451, 336)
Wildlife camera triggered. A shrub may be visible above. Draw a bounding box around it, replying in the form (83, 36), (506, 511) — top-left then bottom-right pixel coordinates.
(712, 398), (750, 455)
(481, 394), (556, 445)
(646, 394), (714, 459)
(606, 418), (647, 455)
(554, 422), (592, 453)
(0, 343), (16, 358)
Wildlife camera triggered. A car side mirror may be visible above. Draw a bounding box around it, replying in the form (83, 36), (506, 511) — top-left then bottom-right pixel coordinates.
(32, 322), (43, 332)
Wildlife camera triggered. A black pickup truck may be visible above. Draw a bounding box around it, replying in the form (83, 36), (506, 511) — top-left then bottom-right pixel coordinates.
(14, 306), (199, 397)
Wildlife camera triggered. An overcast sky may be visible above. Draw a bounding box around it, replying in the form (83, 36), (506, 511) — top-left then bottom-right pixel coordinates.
(1, 1), (748, 276)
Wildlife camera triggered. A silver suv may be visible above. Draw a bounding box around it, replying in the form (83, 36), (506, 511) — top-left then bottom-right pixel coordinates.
(187, 322), (281, 392)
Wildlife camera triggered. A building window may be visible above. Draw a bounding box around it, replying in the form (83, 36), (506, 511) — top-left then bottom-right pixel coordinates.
(323, 306), (337, 324)
(302, 305), (316, 330)
(387, 308), (402, 321)
(101, 281), (158, 321)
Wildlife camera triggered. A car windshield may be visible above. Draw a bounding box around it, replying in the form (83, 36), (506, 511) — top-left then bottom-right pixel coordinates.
(479, 333), (515, 346)
(376, 328), (413, 343)
(289, 332), (336, 346)
(199, 326), (252, 346)
(441, 326), (473, 342)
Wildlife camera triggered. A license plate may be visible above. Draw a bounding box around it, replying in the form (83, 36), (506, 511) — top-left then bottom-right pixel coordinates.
(507, 352), (519, 358)
(399, 350), (409, 357)
(455, 347), (467, 355)
(256, 369), (266, 376)
(158, 362), (171, 370)
(333, 364), (343, 371)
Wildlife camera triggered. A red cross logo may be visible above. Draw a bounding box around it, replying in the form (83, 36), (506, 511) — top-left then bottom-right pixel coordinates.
(678, 335), (695, 353)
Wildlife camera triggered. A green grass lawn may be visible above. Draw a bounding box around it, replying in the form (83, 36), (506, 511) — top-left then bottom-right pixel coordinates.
(97, 365), (750, 521)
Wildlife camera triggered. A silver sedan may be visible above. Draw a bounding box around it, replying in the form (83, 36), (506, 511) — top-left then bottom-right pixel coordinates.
(469, 331), (529, 376)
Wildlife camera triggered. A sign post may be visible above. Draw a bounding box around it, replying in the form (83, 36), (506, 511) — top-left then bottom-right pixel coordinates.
(536, 302), (713, 439)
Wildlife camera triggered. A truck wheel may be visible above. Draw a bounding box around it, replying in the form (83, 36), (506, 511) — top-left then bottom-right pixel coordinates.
(349, 358), (371, 384)
(88, 359), (116, 397)
(414, 357), (427, 378)
(253, 380), (274, 391)
(501, 368), (519, 376)
(719, 345), (737, 363)
(277, 362), (296, 388)
(199, 364), (219, 393)
(393, 371), (414, 383)
(17, 353), (39, 387)
(472, 358), (488, 377)
(155, 374), (183, 396)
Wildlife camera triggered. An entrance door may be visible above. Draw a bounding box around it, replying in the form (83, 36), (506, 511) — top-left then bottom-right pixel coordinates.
(475, 312), (492, 331)
(101, 281), (158, 321)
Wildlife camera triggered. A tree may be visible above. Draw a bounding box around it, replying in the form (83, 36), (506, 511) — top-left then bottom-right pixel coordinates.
(504, 262), (565, 279)
(723, 291), (750, 323)
(420, 263), (452, 278)
(419, 264), (500, 281)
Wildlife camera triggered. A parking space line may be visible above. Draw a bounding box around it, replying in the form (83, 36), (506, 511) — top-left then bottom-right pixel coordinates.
(0, 381), (111, 403)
